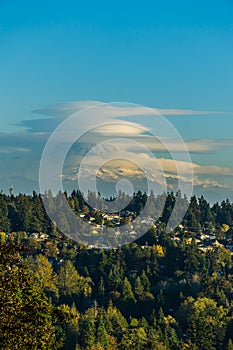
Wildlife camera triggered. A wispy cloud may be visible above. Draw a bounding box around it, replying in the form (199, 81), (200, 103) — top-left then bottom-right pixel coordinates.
(68, 134), (233, 154)
(92, 123), (151, 136)
(0, 146), (31, 154)
(193, 164), (233, 176)
(32, 100), (227, 118)
(156, 109), (227, 116)
(139, 138), (233, 153)
(193, 177), (229, 189)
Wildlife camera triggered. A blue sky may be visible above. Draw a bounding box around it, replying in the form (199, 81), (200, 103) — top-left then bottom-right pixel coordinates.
(0, 0), (233, 201)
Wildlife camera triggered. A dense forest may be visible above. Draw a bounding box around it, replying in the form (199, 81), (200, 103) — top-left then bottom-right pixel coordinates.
(1, 190), (233, 349)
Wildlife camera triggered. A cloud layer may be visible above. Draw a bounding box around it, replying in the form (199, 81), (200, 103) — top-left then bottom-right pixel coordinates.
(0, 100), (232, 203)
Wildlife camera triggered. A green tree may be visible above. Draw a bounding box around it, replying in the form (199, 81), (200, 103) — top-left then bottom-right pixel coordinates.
(121, 326), (148, 350)
(78, 309), (96, 349)
(178, 297), (227, 350)
(98, 276), (105, 296)
(227, 339), (233, 350)
(96, 318), (109, 348)
(185, 196), (201, 231)
(58, 260), (92, 298)
(122, 277), (136, 303)
(134, 276), (144, 300)
(140, 269), (151, 292)
(106, 301), (128, 342)
(0, 243), (57, 349)
(0, 195), (10, 232)
(55, 304), (79, 350)
(108, 263), (124, 291)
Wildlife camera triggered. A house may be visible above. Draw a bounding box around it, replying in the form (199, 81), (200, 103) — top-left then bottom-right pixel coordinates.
(102, 213), (120, 221)
(39, 233), (49, 240)
(200, 233), (210, 240)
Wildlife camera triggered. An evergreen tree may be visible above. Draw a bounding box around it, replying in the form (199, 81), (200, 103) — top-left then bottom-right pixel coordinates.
(58, 260), (80, 297)
(58, 260), (92, 299)
(96, 318), (109, 348)
(78, 310), (96, 349)
(227, 339), (233, 350)
(98, 276), (105, 296)
(0, 195), (10, 232)
(140, 269), (151, 292)
(122, 277), (136, 303)
(134, 276), (144, 300)
(106, 301), (128, 342)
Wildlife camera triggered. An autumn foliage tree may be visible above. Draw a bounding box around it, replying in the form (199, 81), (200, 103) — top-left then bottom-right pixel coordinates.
(0, 243), (57, 349)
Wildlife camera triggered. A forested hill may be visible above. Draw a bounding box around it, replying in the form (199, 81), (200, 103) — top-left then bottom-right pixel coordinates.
(1, 191), (233, 349)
